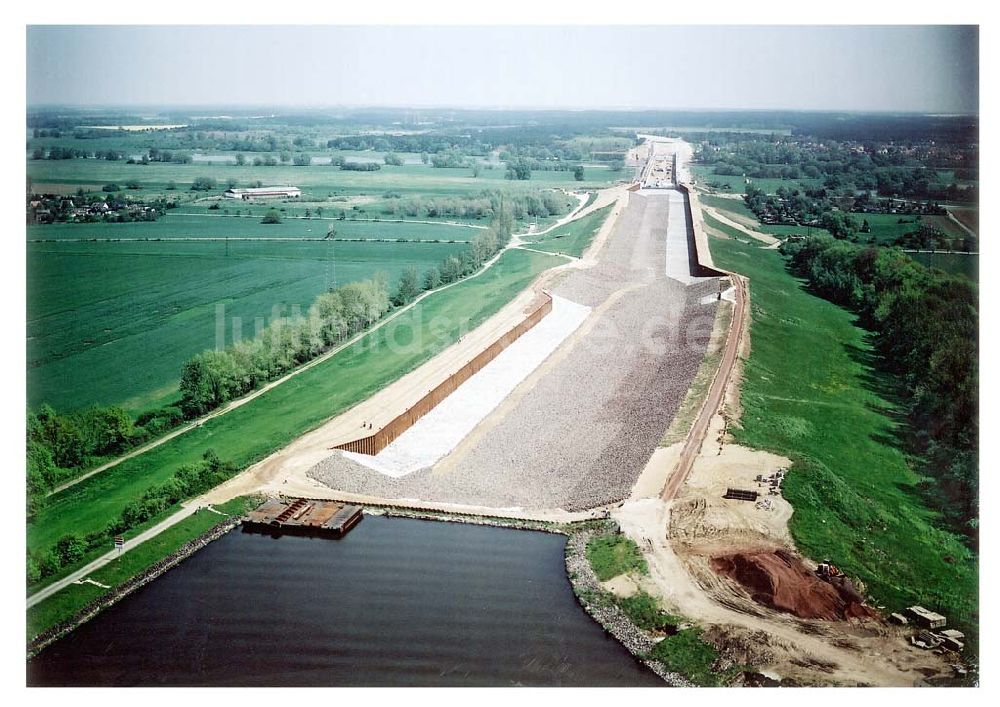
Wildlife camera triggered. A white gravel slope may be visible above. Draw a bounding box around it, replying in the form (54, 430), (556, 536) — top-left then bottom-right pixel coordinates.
(343, 294), (591, 477)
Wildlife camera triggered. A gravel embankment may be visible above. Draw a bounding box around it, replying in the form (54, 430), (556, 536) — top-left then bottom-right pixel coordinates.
(309, 192), (719, 511)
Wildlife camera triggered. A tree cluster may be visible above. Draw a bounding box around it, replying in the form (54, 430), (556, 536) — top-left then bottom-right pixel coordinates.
(340, 160), (381, 171)
(178, 275), (391, 418)
(27, 450), (233, 585)
(700, 134), (977, 204)
(781, 236), (978, 540)
(26, 404), (184, 514)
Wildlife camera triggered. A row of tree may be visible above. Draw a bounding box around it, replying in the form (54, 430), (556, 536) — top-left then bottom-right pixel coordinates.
(27, 450), (234, 585)
(377, 189), (572, 221)
(178, 274), (391, 417)
(780, 236), (978, 540)
(27, 404), (184, 513)
(178, 203), (517, 419)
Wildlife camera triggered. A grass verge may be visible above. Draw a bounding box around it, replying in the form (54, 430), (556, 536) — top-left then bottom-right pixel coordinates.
(708, 234), (978, 655)
(523, 204), (612, 257)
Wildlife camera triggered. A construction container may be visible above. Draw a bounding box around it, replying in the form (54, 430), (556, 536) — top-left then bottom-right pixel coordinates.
(906, 606), (947, 629)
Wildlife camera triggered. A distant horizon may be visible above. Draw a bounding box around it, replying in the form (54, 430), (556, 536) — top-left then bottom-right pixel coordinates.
(24, 104), (980, 117)
(27, 26), (978, 113)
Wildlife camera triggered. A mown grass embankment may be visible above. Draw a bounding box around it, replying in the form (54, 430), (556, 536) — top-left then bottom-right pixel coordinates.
(522, 204), (612, 258)
(708, 235), (978, 654)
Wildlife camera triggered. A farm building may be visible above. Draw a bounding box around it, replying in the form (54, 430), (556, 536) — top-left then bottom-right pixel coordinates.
(223, 186), (301, 200)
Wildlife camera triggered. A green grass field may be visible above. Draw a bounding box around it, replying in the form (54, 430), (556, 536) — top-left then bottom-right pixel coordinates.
(699, 194), (758, 221)
(28, 159), (621, 198)
(27, 495), (262, 639)
(585, 532), (648, 581)
(27, 248), (563, 582)
(702, 212), (750, 240)
(28, 236), (467, 412)
(523, 204), (611, 257)
(691, 166), (823, 194)
(708, 235), (978, 649)
(27, 214), (481, 242)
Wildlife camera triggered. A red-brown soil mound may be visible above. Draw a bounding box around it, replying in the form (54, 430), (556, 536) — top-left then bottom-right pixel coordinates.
(710, 549), (880, 621)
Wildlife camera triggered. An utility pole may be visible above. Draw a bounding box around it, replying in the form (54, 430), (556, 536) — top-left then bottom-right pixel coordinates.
(326, 224), (337, 290)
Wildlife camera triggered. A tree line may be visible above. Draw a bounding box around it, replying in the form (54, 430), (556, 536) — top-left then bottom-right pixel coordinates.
(27, 405), (184, 513)
(780, 236), (978, 541)
(178, 274), (392, 417)
(26, 450), (234, 585)
(178, 205), (515, 419)
(378, 189), (572, 222)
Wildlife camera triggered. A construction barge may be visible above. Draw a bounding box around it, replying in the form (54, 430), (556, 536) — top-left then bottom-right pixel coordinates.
(243, 498), (363, 538)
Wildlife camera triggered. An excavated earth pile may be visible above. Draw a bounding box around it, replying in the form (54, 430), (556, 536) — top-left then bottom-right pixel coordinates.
(710, 549), (880, 622)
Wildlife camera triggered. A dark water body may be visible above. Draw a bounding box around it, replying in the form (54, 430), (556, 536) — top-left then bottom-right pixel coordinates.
(28, 516), (662, 687)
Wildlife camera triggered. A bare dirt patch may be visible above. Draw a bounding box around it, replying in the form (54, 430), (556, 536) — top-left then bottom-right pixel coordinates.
(710, 549), (879, 621)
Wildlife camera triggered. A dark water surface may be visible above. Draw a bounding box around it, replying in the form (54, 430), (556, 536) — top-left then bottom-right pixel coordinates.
(28, 516), (662, 686)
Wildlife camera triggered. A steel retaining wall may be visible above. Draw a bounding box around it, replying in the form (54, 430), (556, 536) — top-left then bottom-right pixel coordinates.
(677, 182), (726, 277)
(334, 292), (554, 456)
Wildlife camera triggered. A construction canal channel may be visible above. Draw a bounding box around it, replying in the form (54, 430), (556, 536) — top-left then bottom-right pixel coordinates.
(27, 515), (664, 687)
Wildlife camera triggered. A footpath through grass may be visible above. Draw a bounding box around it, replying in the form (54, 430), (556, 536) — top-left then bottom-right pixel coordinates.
(708, 235), (978, 650)
(523, 204), (612, 258)
(28, 248), (563, 578)
(27, 495), (262, 640)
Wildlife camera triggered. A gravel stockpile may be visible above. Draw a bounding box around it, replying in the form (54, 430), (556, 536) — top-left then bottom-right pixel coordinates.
(309, 192), (721, 511)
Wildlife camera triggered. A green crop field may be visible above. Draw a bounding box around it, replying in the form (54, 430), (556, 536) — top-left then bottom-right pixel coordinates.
(691, 166), (823, 194)
(28, 159), (621, 198)
(27, 248), (564, 583)
(708, 235), (978, 649)
(522, 204), (611, 257)
(28, 236), (467, 412)
(27, 495), (262, 639)
(27, 214), (481, 242)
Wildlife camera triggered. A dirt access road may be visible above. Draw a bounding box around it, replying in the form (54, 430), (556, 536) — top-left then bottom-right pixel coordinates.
(612, 135), (953, 686)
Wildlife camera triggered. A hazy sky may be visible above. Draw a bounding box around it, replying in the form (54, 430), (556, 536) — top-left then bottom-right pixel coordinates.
(27, 25), (978, 112)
